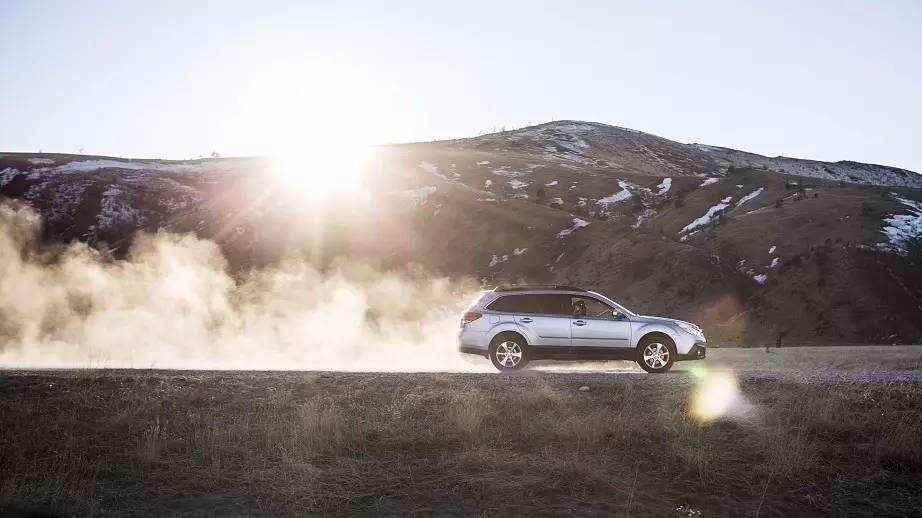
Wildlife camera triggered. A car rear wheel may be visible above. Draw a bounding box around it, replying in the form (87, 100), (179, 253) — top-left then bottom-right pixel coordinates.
(637, 335), (676, 373)
(489, 335), (529, 372)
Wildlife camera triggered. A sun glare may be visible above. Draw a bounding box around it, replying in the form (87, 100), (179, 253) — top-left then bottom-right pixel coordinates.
(230, 61), (411, 203)
(270, 142), (374, 200)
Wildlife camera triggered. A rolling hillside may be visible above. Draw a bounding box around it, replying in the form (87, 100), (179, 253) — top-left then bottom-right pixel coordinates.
(2, 121), (921, 345)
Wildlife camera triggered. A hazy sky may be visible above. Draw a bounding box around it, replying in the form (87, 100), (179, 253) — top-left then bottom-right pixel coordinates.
(2, 0), (920, 171)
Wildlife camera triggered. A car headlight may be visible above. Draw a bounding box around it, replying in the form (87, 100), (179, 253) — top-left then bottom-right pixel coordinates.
(676, 322), (704, 340)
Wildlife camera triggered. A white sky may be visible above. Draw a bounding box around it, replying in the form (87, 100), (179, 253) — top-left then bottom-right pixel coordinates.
(1, 0), (920, 171)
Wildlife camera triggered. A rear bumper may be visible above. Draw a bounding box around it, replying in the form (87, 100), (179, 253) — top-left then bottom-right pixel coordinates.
(458, 328), (489, 357)
(677, 343), (706, 361)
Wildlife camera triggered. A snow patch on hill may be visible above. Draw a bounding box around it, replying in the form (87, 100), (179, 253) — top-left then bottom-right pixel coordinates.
(598, 181), (633, 204)
(557, 218), (589, 238)
(54, 159), (248, 175)
(681, 197), (733, 233)
(696, 146), (922, 189)
(22, 177), (92, 225)
(699, 177), (719, 187)
(418, 161), (438, 173)
(90, 184), (144, 235)
(496, 122), (594, 164)
(491, 166), (526, 178)
(489, 254), (509, 267)
(881, 194), (922, 253)
(0, 167), (21, 188)
(736, 187), (764, 207)
(420, 160), (459, 181)
(692, 144), (721, 152)
(398, 186), (438, 206)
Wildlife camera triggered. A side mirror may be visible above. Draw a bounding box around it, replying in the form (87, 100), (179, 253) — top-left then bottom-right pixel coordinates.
(612, 310), (626, 320)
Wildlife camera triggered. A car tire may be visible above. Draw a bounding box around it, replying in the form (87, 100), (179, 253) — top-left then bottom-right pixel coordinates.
(489, 334), (529, 372)
(637, 335), (676, 373)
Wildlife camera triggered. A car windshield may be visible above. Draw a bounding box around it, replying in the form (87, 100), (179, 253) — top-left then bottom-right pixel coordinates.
(590, 292), (635, 316)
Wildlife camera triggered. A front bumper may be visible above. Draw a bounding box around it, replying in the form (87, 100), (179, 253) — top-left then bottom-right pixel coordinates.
(677, 343), (706, 361)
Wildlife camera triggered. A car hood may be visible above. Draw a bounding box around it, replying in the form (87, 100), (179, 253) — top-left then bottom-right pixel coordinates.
(632, 315), (698, 329)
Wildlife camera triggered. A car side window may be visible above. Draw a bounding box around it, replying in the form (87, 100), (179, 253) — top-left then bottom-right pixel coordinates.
(486, 294), (571, 316)
(535, 294), (572, 316)
(514, 294), (571, 316)
(571, 296), (614, 319)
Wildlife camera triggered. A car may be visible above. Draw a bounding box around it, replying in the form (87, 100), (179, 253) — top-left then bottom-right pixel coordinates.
(458, 285), (706, 373)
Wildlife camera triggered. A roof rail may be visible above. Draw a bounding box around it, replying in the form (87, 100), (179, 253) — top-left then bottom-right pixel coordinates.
(494, 285), (587, 292)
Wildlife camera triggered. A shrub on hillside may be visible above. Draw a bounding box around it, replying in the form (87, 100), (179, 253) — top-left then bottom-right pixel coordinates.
(907, 237), (922, 266)
(781, 254), (804, 271)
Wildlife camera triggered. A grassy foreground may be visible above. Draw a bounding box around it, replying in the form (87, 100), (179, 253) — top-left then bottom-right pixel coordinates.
(1, 370), (921, 517)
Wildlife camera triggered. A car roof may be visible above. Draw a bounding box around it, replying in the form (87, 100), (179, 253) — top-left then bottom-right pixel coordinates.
(494, 285), (587, 293)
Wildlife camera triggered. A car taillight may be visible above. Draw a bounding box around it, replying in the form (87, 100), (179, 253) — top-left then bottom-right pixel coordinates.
(462, 312), (482, 324)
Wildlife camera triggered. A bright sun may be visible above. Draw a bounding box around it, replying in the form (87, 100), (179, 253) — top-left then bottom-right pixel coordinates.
(269, 141), (374, 200)
(231, 62), (410, 202)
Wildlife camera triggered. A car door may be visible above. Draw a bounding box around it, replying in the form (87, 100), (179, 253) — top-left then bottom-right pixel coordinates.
(570, 295), (632, 348)
(513, 294), (571, 348)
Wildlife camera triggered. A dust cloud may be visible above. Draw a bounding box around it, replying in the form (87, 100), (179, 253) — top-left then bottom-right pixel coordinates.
(0, 201), (488, 371)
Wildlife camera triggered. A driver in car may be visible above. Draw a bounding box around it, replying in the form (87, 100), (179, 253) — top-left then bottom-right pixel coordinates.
(572, 299), (587, 318)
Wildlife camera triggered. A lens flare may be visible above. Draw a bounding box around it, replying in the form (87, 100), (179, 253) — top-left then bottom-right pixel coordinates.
(690, 370), (739, 422)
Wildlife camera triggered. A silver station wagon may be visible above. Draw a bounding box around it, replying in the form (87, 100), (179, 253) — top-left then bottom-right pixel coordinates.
(458, 286), (706, 373)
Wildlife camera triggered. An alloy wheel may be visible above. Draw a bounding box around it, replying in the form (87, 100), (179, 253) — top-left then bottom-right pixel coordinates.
(495, 341), (523, 368)
(643, 342), (670, 369)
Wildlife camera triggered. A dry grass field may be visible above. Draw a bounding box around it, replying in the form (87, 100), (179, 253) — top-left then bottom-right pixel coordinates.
(2, 347), (922, 517)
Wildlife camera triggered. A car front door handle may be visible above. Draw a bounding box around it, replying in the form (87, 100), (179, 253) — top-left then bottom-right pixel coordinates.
(520, 317), (533, 323)
(573, 320), (586, 326)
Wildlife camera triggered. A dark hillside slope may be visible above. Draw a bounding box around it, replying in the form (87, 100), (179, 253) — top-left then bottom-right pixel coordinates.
(2, 121), (921, 344)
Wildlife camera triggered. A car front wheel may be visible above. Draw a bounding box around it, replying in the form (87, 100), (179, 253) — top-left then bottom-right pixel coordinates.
(637, 336), (676, 373)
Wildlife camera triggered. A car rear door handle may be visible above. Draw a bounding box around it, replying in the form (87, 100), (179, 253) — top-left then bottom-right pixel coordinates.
(573, 320), (586, 326)
(519, 317), (533, 323)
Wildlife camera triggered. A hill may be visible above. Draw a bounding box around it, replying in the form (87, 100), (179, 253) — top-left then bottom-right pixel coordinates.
(2, 121), (921, 345)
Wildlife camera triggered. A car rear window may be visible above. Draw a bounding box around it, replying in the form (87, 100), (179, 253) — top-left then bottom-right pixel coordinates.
(487, 294), (571, 315)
